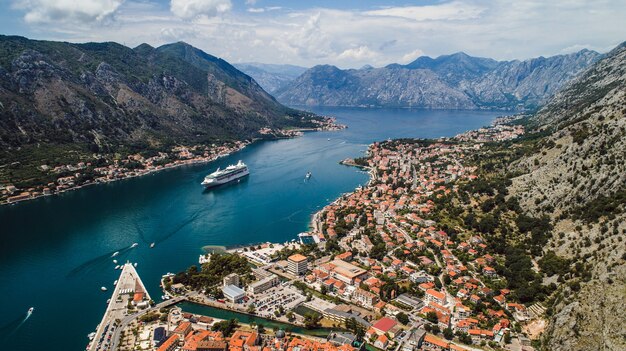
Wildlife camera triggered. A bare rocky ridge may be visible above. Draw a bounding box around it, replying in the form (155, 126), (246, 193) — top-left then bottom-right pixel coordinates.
(276, 50), (601, 110)
(509, 42), (626, 351)
(0, 36), (317, 152)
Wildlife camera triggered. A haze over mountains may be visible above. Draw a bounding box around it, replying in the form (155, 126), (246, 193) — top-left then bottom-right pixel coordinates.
(233, 63), (307, 94)
(273, 50), (601, 110)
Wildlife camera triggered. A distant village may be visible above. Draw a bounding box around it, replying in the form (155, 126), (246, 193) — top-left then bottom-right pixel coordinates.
(0, 140), (249, 205)
(1, 117), (344, 205)
(112, 118), (538, 351)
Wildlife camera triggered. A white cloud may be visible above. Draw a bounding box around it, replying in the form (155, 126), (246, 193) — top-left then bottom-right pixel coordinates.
(400, 49), (426, 64)
(160, 27), (199, 41)
(170, 0), (231, 20)
(12, 0), (626, 68)
(337, 46), (378, 61)
(13, 0), (124, 24)
(364, 2), (485, 21)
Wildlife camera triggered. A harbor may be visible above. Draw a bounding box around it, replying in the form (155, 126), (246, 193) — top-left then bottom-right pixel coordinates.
(0, 108), (501, 351)
(88, 262), (152, 351)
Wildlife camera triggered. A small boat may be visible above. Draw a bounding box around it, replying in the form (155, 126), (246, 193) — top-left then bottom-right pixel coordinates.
(113, 259), (118, 264)
(327, 138), (330, 141)
(114, 265), (120, 270)
(133, 263), (138, 267)
(113, 280), (118, 286)
(101, 286), (108, 291)
(27, 307), (34, 315)
(87, 332), (96, 340)
(305, 171), (312, 180)
(130, 243), (138, 248)
(111, 251), (119, 257)
(106, 299), (111, 304)
(150, 243), (155, 248)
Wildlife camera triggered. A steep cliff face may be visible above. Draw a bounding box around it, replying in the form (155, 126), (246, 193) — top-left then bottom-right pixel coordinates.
(509, 42), (626, 351)
(465, 49), (602, 109)
(276, 50), (601, 110)
(0, 36), (315, 152)
(276, 65), (475, 108)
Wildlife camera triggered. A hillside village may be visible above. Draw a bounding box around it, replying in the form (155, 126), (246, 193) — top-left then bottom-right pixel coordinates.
(148, 119), (540, 351)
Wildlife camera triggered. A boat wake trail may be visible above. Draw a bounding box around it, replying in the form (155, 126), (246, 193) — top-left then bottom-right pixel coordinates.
(0, 312), (31, 339)
(66, 246), (132, 277)
(134, 222), (151, 244)
(154, 208), (204, 245)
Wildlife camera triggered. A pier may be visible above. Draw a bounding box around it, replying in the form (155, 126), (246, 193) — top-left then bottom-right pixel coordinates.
(88, 263), (153, 351)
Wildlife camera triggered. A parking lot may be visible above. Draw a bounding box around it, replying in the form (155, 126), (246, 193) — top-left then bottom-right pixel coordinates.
(250, 285), (306, 318)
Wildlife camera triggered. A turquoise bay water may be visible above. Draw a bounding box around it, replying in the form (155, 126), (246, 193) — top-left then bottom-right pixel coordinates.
(0, 107), (501, 350)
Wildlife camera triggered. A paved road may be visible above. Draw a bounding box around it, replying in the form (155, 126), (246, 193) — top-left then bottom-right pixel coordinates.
(88, 263), (155, 351)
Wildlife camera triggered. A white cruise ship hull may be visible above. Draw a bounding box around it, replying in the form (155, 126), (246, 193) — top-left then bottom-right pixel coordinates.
(202, 168), (249, 188)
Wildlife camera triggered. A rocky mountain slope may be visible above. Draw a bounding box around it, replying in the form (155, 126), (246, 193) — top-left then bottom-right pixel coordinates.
(276, 50), (601, 110)
(0, 35), (317, 154)
(508, 42), (626, 351)
(234, 62), (307, 93)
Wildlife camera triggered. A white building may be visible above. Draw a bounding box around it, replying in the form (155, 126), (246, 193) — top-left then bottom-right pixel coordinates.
(248, 274), (280, 295)
(222, 284), (245, 303)
(288, 254), (308, 276)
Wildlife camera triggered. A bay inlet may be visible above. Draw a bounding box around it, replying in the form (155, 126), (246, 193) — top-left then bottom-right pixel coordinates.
(0, 107), (502, 351)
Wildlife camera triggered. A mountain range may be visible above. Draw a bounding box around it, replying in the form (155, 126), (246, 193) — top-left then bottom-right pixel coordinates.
(233, 62), (307, 94)
(275, 50), (601, 110)
(0, 35), (319, 154)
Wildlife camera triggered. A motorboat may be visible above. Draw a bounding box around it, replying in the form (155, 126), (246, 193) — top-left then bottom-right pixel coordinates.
(101, 287), (108, 291)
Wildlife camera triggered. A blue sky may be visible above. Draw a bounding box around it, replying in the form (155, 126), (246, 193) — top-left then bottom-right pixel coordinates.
(1, 0), (625, 68)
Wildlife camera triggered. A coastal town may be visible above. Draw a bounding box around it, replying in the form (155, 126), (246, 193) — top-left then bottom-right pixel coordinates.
(0, 117), (343, 205)
(87, 117), (544, 351)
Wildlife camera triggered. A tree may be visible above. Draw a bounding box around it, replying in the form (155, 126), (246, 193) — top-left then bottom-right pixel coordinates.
(212, 319), (239, 337)
(345, 317), (366, 341)
(320, 285), (328, 295)
(426, 311), (438, 324)
(443, 328), (454, 340)
(247, 304), (256, 314)
(303, 313), (321, 329)
(456, 332), (472, 345)
(396, 312), (409, 325)
(504, 332), (512, 344)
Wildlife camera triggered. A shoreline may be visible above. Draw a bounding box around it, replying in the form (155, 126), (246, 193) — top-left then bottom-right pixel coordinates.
(2, 148), (245, 206)
(1, 122), (347, 207)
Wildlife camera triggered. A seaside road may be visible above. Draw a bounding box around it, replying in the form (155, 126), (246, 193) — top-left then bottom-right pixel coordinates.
(110, 296), (185, 351)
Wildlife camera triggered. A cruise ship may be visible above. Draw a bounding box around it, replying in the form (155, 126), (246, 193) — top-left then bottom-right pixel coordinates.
(202, 161), (249, 188)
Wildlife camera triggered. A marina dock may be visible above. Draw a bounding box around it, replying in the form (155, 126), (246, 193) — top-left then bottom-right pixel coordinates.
(88, 263), (152, 351)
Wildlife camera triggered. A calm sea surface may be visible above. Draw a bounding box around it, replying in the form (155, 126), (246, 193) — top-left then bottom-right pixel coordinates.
(0, 107), (502, 350)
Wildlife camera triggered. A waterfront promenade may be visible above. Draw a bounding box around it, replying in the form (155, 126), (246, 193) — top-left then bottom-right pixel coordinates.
(88, 263), (152, 351)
